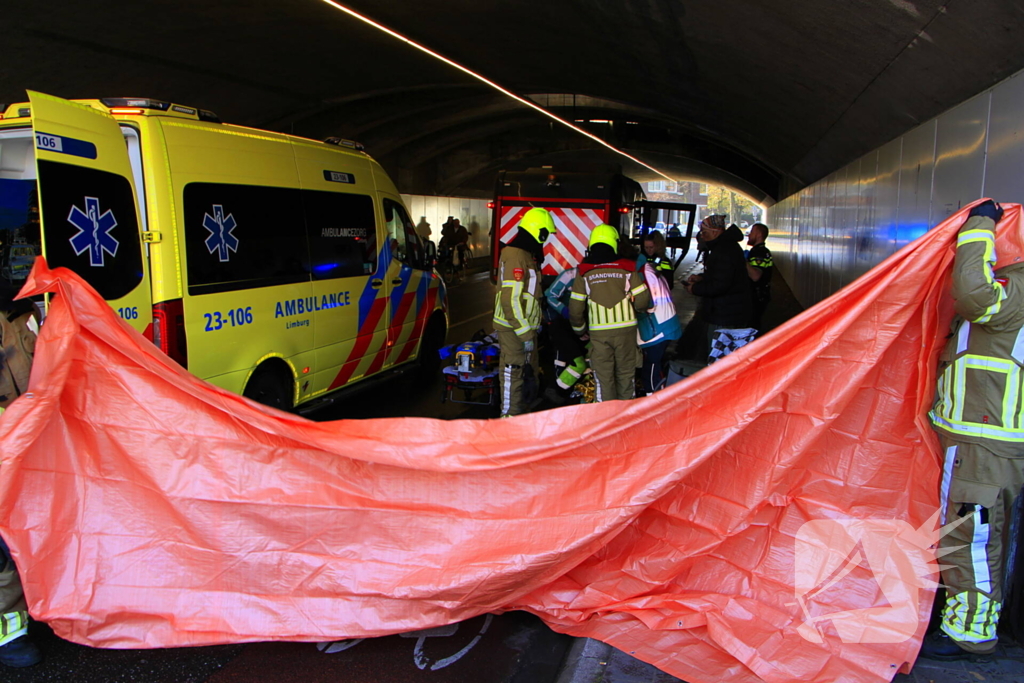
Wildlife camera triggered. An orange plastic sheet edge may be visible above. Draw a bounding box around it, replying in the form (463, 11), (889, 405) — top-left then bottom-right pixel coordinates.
(1, 203), (1020, 683)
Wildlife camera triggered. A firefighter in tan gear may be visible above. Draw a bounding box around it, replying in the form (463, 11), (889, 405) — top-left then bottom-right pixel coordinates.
(493, 208), (556, 417)
(921, 200), (1024, 660)
(569, 225), (651, 401)
(0, 284), (42, 668)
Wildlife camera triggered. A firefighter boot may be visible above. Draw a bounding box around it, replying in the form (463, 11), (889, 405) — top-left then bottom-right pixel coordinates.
(918, 631), (990, 662)
(0, 634), (42, 668)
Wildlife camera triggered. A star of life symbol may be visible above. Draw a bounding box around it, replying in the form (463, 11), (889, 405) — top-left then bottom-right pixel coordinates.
(203, 205), (239, 262)
(793, 511), (971, 644)
(67, 196), (119, 267)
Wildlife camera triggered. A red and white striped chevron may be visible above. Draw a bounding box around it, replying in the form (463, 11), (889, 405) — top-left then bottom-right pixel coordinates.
(498, 207), (606, 275)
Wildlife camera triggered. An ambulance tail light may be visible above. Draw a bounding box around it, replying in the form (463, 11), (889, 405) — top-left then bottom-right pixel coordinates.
(152, 299), (188, 367)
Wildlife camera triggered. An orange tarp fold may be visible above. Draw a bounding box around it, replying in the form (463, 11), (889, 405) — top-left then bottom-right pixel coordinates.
(1, 203), (1019, 683)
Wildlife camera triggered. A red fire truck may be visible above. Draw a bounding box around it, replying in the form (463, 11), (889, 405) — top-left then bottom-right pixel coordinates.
(490, 165), (696, 279)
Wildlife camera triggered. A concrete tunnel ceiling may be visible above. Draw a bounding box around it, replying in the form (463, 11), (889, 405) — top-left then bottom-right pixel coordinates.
(8, 1), (1024, 206)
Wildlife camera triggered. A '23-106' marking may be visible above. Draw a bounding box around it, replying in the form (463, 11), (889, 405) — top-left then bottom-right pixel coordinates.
(204, 306), (253, 331)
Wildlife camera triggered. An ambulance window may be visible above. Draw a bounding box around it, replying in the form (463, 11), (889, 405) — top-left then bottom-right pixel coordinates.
(36, 160), (144, 300)
(302, 190), (377, 279)
(383, 199), (428, 270)
(183, 183), (309, 296)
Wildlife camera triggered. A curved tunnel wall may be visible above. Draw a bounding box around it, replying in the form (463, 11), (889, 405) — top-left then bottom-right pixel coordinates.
(766, 66), (1024, 310)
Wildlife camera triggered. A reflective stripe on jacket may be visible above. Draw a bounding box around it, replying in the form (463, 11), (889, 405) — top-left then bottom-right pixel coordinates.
(929, 216), (1024, 454)
(493, 245), (541, 336)
(569, 259), (651, 335)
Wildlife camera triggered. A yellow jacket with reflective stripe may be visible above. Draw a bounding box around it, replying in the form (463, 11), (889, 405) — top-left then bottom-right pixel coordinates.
(493, 245), (541, 337)
(568, 259), (652, 335)
(930, 215), (1024, 456)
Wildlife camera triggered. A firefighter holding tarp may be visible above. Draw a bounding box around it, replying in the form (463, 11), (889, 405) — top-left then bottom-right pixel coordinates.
(923, 200), (1024, 660)
(569, 225), (651, 401)
(493, 207), (556, 417)
(0, 284), (42, 668)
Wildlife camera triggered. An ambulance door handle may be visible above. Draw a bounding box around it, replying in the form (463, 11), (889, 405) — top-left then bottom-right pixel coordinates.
(391, 278), (403, 285)
(371, 278), (384, 289)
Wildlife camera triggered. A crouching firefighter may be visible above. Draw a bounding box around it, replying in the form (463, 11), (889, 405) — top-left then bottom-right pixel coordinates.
(569, 225), (651, 402)
(493, 208), (556, 416)
(922, 200), (1024, 660)
(0, 284), (43, 668)
(543, 267), (588, 404)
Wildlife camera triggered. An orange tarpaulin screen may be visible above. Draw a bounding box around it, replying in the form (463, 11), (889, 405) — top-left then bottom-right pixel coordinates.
(1, 203), (1019, 683)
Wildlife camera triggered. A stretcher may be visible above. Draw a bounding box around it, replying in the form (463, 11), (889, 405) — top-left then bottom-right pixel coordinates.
(438, 338), (500, 406)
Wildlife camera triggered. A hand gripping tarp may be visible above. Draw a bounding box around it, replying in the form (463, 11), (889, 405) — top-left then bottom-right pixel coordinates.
(1, 203), (1020, 683)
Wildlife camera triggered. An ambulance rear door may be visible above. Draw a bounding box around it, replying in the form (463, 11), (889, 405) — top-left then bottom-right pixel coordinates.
(378, 192), (435, 368)
(29, 91), (152, 332)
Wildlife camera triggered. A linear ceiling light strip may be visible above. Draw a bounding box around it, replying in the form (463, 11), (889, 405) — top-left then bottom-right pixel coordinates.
(319, 0), (674, 181)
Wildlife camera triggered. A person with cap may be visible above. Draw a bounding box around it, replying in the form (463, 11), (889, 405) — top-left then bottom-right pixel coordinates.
(921, 199), (1024, 661)
(493, 207), (555, 417)
(569, 224), (651, 401)
(0, 283), (43, 668)
(684, 215), (754, 362)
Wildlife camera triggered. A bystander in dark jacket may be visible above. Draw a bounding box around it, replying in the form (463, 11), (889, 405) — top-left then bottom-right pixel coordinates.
(688, 219), (752, 329)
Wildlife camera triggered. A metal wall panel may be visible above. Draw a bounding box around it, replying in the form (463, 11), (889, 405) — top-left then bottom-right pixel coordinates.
(875, 139), (902, 262)
(831, 167), (848, 296)
(983, 71), (1024, 203)
(867, 150), (884, 274)
(851, 152), (877, 284)
(830, 164), (846, 292)
(896, 121), (937, 251)
(932, 92), (989, 223)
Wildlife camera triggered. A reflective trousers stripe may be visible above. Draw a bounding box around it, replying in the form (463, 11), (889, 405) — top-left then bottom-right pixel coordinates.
(501, 365), (513, 415)
(0, 611), (27, 646)
(942, 591), (1000, 643)
(970, 505), (993, 593)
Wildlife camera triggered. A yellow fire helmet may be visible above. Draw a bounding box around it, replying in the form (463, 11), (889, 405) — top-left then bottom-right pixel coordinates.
(588, 223), (619, 251)
(518, 207), (557, 243)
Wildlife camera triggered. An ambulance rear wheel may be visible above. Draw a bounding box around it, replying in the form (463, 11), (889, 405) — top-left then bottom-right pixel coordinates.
(244, 364), (294, 412)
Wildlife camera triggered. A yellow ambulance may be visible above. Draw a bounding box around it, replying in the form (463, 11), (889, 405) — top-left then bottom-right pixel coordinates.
(0, 91), (447, 411)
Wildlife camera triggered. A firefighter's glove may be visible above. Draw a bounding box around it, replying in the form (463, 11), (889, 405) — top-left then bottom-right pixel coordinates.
(969, 200), (1004, 224)
(523, 339), (535, 355)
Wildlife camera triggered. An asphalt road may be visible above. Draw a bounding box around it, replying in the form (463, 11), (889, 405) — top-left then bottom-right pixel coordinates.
(9, 611), (572, 683)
